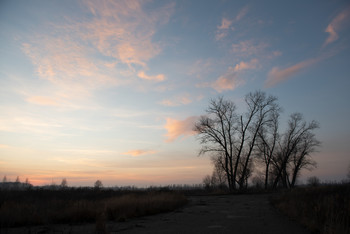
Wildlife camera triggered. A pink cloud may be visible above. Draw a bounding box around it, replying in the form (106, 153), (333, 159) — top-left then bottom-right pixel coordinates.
(21, 0), (174, 102)
(164, 116), (198, 142)
(83, 0), (174, 67)
(235, 5), (249, 21)
(216, 18), (233, 40)
(218, 18), (232, 30)
(198, 59), (257, 92)
(137, 71), (165, 82)
(22, 38), (117, 94)
(123, 150), (156, 157)
(324, 6), (350, 47)
(265, 58), (320, 87)
(212, 75), (243, 92)
(215, 6), (249, 41)
(26, 96), (59, 106)
(233, 59), (258, 72)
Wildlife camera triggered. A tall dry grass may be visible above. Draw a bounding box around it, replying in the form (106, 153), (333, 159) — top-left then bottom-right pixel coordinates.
(271, 184), (350, 234)
(0, 189), (187, 228)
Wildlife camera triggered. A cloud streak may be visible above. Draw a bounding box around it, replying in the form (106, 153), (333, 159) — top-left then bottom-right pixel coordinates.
(323, 6), (350, 47)
(265, 58), (320, 87)
(123, 149), (157, 157)
(26, 96), (59, 107)
(160, 94), (203, 107)
(137, 71), (165, 82)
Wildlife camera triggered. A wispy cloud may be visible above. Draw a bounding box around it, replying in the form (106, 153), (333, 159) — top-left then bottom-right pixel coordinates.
(233, 59), (259, 72)
(164, 116), (198, 142)
(235, 5), (250, 21)
(137, 71), (165, 82)
(123, 149), (157, 157)
(265, 58), (320, 87)
(323, 6), (350, 47)
(218, 18), (232, 30)
(199, 59), (258, 92)
(160, 93), (203, 107)
(83, 0), (174, 67)
(216, 18), (233, 40)
(215, 6), (249, 41)
(231, 40), (269, 57)
(26, 96), (59, 107)
(21, 0), (174, 103)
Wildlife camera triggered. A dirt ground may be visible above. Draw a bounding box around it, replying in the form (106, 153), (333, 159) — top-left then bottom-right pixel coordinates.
(2, 194), (309, 234)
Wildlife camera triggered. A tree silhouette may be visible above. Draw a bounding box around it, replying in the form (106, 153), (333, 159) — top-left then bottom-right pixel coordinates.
(94, 180), (103, 189)
(61, 178), (68, 188)
(271, 113), (320, 188)
(195, 91), (320, 190)
(194, 91), (279, 190)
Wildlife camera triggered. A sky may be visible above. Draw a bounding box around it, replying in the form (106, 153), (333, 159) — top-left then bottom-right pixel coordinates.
(1, 0), (350, 187)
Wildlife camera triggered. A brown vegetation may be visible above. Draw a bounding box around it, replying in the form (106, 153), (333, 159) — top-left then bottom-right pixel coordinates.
(271, 184), (350, 234)
(0, 188), (187, 228)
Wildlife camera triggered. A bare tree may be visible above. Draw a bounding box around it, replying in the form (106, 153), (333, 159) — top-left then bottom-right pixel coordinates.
(61, 178), (68, 188)
(15, 176), (20, 183)
(194, 96), (237, 190)
(2, 175), (7, 183)
(255, 109), (280, 189)
(194, 91), (279, 190)
(210, 153), (228, 188)
(202, 175), (211, 190)
(236, 91), (280, 189)
(272, 113), (320, 188)
(94, 180), (103, 189)
(25, 178), (30, 185)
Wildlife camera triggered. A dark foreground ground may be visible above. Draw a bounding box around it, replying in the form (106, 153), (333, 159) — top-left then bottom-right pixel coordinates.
(2, 193), (309, 234)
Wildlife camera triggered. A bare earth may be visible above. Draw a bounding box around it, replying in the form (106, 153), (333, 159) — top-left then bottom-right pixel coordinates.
(2, 194), (309, 234)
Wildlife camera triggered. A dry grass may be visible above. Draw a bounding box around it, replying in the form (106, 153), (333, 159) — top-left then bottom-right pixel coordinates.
(271, 184), (350, 234)
(0, 189), (187, 228)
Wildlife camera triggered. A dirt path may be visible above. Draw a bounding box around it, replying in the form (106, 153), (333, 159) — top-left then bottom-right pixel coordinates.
(2, 194), (309, 234)
(114, 194), (309, 234)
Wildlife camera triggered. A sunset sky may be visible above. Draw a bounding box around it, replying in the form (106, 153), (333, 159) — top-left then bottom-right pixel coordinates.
(1, 0), (349, 187)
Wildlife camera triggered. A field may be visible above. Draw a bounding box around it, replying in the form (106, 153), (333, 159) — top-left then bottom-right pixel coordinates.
(271, 184), (350, 234)
(0, 188), (187, 231)
(1, 184), (349, 234)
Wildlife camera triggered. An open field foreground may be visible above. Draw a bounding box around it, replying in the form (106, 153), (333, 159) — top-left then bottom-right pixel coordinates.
(2, 194), (309, 234)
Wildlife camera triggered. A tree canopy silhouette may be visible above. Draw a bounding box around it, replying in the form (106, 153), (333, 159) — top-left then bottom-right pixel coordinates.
(194, 90), (320, 190)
